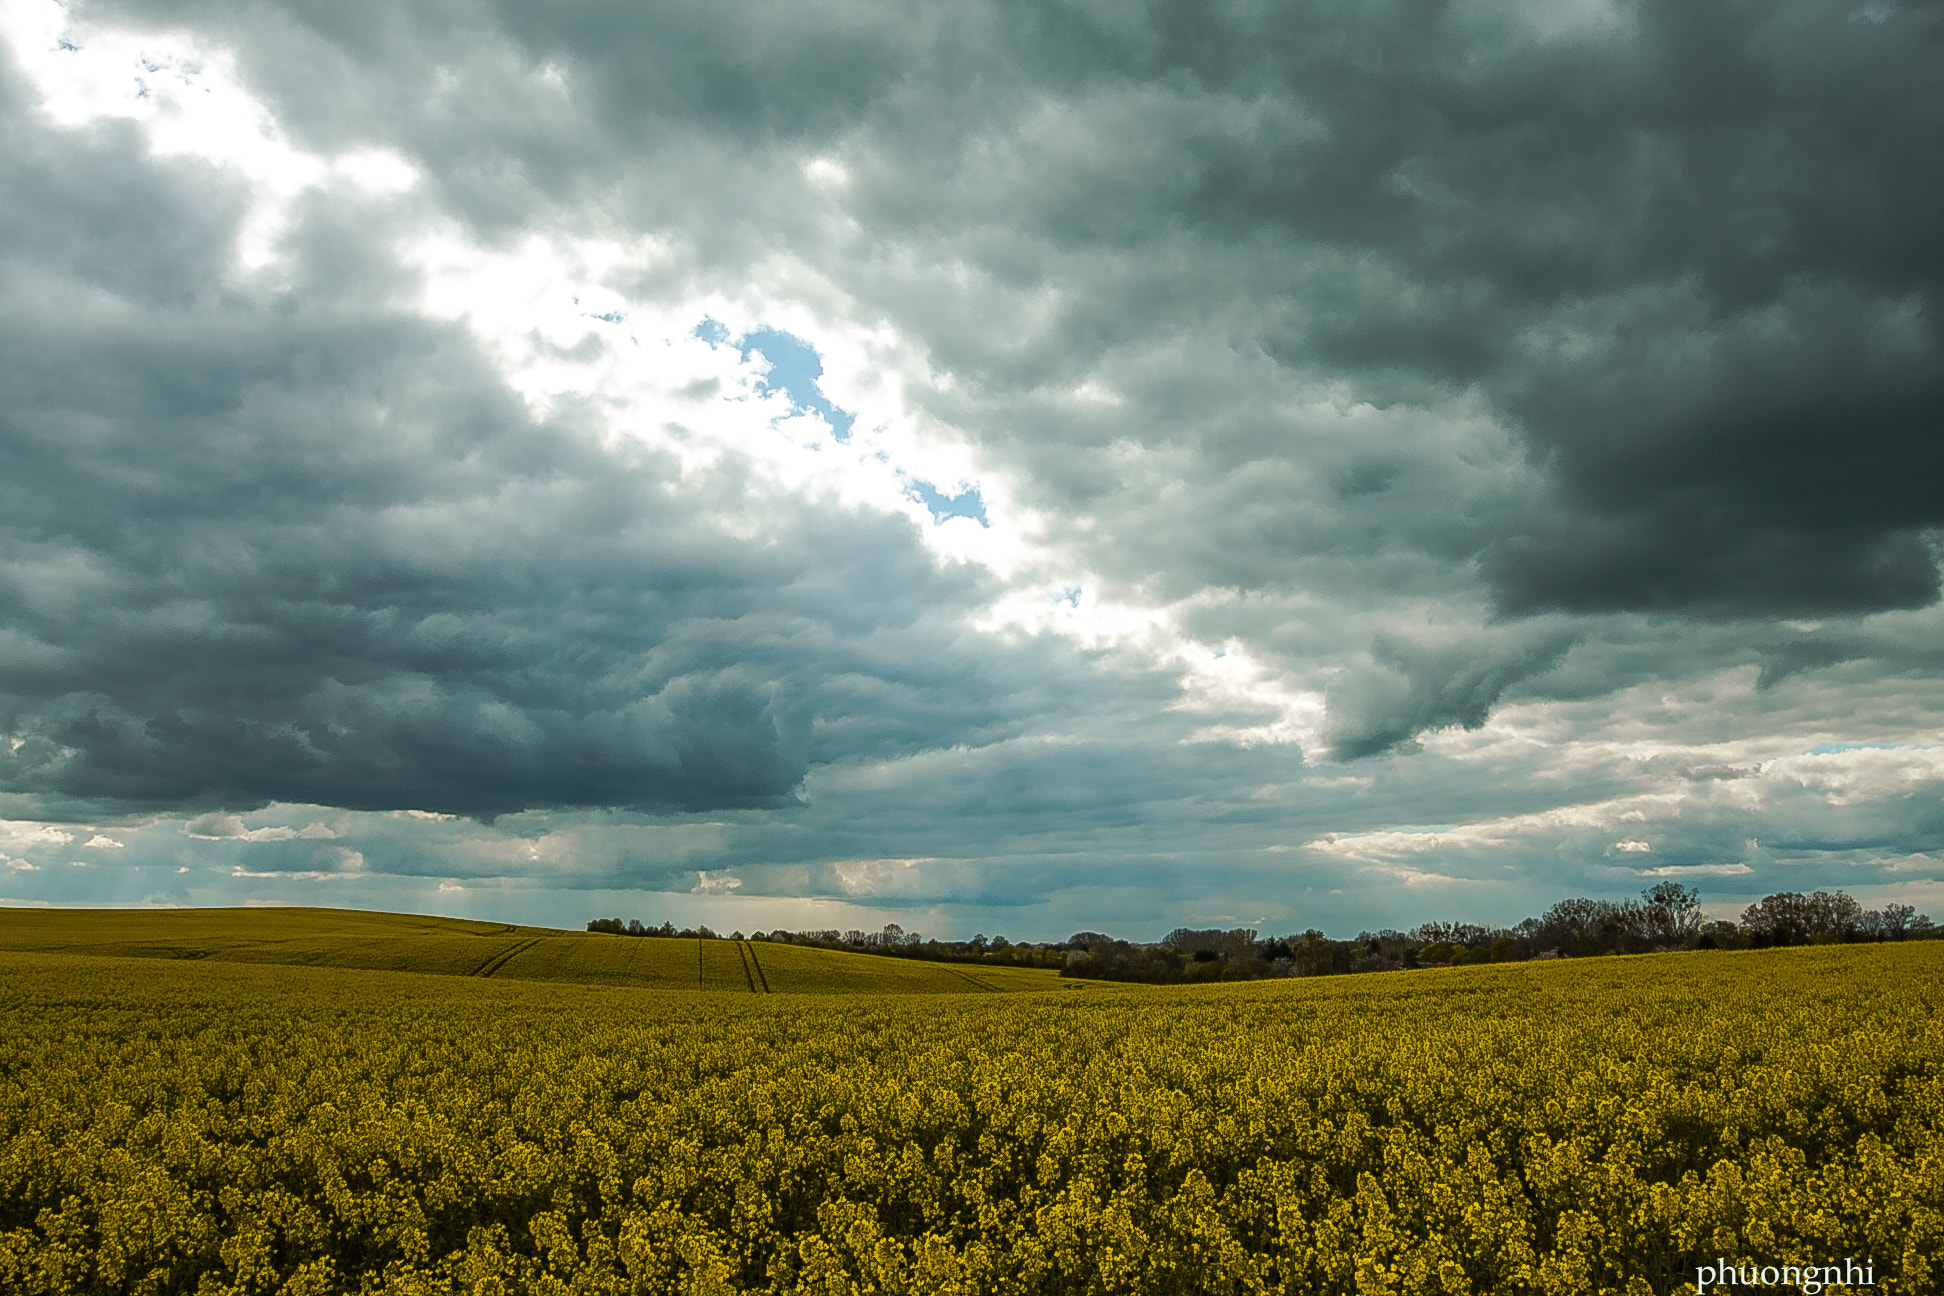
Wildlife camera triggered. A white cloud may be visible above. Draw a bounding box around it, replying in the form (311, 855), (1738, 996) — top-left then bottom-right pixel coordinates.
(230, 868), (349, 881)
(184, 814), (298, 842)
(1638, 863), (1754, 878)
(831, 857), (934, 897)
(1768, 744), (1944, 807)
(1308, 792), (1691, 862)
(1359, 863), (1489, 888)
(0, 821), (74, 851)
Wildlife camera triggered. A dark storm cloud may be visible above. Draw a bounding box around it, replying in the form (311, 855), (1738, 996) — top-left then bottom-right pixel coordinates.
(72, 0), (1943, 627)
(1323, 626), (1579, 759)
(0, 53), (1092, 819)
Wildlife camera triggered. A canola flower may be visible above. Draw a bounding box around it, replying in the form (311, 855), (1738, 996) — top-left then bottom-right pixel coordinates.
(0, 943), (1938, 1294)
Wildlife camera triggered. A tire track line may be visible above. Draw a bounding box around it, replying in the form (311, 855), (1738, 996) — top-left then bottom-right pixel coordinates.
(473, 936), (542, 979)
(744, 941), (772, 993)
(940, 963), (998, 992)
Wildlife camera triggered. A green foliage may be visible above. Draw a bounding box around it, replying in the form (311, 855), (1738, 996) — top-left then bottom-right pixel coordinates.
(1, 944), (1938, 1293)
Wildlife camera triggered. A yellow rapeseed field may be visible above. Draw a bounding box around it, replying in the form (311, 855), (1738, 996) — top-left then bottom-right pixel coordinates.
(0, 907), (1068, 996)
(1, 941), (1936, 1294)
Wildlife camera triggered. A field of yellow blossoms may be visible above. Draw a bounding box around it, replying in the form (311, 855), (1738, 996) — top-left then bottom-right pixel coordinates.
(2, 941), (1937, 1294)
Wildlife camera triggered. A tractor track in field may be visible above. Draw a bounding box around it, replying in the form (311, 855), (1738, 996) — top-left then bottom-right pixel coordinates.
(938, 963), (998, 992)
(743, 941), (772, 993)
(471, 936), (543, 979)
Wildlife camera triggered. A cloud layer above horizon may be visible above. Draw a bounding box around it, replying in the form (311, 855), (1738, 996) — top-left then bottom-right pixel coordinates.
(1, 0), (1939, 938)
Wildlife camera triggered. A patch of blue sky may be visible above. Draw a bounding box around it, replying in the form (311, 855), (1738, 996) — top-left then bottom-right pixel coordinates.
(907, 479), (989, 526)
(728, 324), (856, 441)
(1806, 742), (1908, 755)
(693, 319), (984, 522)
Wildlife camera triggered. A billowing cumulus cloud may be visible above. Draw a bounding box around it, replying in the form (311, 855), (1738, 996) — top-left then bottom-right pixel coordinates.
(0, 0), (1938, 935)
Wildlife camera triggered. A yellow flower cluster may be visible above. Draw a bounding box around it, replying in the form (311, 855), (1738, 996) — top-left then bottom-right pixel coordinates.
(0, 943), (1936, 1294)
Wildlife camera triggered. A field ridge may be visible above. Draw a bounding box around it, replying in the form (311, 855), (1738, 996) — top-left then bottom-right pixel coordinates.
(0, 906), (1074, 996)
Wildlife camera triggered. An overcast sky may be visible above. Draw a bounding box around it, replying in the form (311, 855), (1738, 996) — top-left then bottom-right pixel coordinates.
(1, 0), (1939, 940)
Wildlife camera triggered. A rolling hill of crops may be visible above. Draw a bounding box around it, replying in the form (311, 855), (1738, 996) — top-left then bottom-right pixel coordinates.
(0, 906), (1069, 995)
(0, 936), (1936, 1293)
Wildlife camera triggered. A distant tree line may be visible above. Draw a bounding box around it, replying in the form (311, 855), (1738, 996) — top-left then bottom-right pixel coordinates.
(589, 884), (1936, 985)
(582, 919), (1068, 970)
(1058, 884), (1937, 985)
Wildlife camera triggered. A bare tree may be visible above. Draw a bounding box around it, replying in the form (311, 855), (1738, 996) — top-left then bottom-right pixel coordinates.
(1640, 882), (1703, 947)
